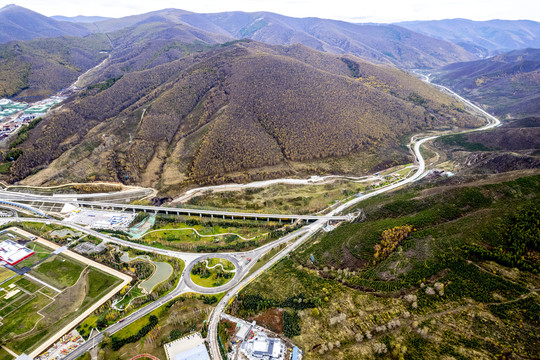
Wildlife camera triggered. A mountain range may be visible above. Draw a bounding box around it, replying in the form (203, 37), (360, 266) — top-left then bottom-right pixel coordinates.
(0, 4), (538, 190)
(51, 15), (111, 23)
(0, 5), (474, 69)
(433, 48), (540, 119)
(398, 19), (540, 58)
(81, 8), (475, 69)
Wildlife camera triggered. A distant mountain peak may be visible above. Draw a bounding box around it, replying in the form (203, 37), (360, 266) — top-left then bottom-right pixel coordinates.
(0, 4), (91, 43)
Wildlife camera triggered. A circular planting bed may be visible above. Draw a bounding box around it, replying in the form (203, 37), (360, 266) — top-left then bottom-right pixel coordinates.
(190, 257), (236, 288)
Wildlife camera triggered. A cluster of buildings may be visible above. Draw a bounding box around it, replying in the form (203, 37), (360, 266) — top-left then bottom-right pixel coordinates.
(241, 334), (287, 359)
(0, 99), (27, 117)
(0, 97), (63, 140)
(224, 314), (302, 360)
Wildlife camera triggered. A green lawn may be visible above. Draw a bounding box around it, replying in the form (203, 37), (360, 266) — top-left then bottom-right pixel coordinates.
(31, 255), (86, 289)
(190, 258), (235, 288)
(86, 268), (122, 299)
(0, 292), (52, 338)
(0, 250), (124, 355)
(15, 277), (42, 293)
(0, 347), (14, 360)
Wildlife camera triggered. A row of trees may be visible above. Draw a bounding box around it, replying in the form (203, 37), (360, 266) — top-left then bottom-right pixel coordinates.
(110, 315), (158, 351)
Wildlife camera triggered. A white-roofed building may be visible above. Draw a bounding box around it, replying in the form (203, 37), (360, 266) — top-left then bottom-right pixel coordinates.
(0, 240), (34, 265)
(164, 333), (210, 360)
(241, 334), (286, 359)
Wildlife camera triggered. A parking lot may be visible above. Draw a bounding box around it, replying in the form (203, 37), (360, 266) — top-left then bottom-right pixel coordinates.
(64, 208), (136, 230)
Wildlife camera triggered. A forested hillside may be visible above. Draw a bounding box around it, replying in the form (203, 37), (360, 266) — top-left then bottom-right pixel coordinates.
(433, 48), (540, 118)
(5, 40), (481, 192)
(0, 35), (110, 99)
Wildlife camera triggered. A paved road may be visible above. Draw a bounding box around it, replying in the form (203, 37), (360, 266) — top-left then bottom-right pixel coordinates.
(0, 192), (350, 222)
(56, 225), (311, 360)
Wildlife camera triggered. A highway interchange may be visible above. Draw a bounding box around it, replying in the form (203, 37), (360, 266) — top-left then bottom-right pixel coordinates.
(0, 77), (501, 360)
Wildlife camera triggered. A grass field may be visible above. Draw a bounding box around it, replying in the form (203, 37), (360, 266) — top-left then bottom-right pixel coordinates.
(14, 242), (54, 269)
(130, 216), (284, 252)
(190, 258), (235, 288)
(0, 246), (123, 355)
(138, 222), (267, 245)
(30, 254), (86, 290)
(0, 266), (15, 283)
(186, 180), (368, 215)
(0, 348), (13, 360)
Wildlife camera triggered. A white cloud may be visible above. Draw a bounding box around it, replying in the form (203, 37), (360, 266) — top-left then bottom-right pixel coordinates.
(5, 0), (540, 22)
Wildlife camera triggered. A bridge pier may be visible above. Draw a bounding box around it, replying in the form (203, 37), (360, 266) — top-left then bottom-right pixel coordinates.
(211, 214), (213, 219)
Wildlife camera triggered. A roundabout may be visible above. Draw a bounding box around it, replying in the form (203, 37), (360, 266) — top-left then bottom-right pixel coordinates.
(189, 257), (236, 288)
(183, 255), (241, 293)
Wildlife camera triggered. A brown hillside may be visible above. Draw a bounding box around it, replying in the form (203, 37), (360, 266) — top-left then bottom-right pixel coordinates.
(6, 41), (482, 191)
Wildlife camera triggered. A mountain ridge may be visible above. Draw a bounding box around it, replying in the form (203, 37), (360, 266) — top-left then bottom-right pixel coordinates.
(397, 18), (540, 57)
(0, 4), (90, 43)
(85, 9), (476, 69)
(433, 48), (540, 118)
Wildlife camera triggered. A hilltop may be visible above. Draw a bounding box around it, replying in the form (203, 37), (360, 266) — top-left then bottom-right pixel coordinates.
(0, 4), (90, 43)
(5, 41), (480, 192)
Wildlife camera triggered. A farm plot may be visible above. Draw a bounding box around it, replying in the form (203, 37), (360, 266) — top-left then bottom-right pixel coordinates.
(0, 256), (123, 356)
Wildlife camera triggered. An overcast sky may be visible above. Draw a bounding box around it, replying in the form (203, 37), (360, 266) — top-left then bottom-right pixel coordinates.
(4, 0), (539, 22)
